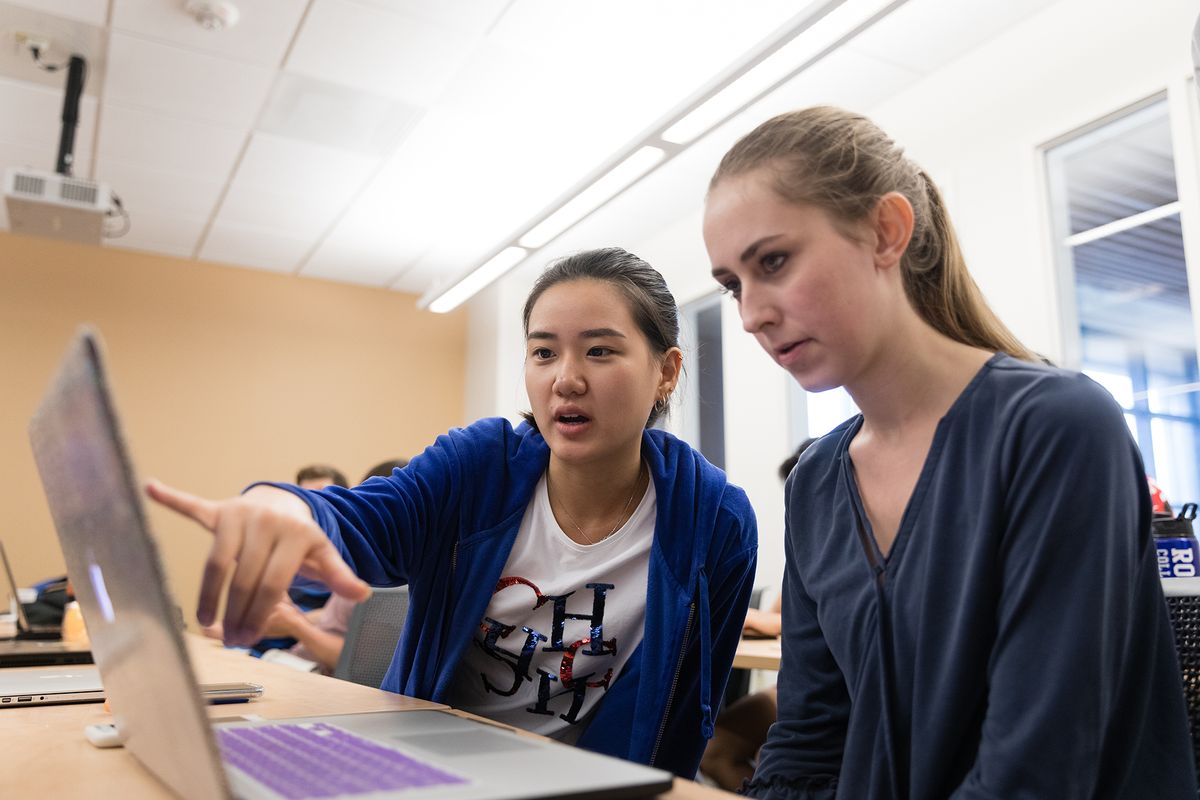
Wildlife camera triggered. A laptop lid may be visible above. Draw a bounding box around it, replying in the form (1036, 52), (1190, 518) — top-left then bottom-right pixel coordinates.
(29, 329), (231, 800)
(0, 665), (104, 706)
(0, 540), (60, 639)
(28, 329), (673, 800)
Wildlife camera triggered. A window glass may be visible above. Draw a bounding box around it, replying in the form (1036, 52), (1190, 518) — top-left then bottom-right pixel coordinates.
(678, 294), (725, 469)
(1047, 98), (1199, 506)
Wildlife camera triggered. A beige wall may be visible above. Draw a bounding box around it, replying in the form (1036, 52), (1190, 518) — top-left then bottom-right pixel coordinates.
(0, 231), (466, 628)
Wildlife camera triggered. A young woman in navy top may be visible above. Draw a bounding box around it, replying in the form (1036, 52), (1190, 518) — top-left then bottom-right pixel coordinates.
(149, 247), (757, 777)
(703, 106), (1195, 798)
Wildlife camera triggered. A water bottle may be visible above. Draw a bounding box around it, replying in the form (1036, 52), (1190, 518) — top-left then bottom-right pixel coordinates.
(1155, 503), (1200, 579)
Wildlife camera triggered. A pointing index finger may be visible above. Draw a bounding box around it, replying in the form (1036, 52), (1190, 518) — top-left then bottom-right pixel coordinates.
(145, 479), (219, 531)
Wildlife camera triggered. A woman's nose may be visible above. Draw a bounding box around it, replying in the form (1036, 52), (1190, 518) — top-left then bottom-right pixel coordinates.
(738, 284), (779, 334)
(553, 359), (586, 396)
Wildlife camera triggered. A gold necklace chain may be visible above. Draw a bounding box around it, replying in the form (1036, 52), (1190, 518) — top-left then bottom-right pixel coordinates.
(551, 462), (645, 545)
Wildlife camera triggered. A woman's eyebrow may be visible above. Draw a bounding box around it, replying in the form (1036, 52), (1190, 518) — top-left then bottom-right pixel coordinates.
(711, 233), (786, 278)
(740, 234), (783, 263)
(527, 328), (626, 340)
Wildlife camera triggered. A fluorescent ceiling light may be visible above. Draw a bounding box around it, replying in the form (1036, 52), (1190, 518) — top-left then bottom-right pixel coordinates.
(419, 0), (911, 313)
(518, 146), (666, 249)
(662, 0), (897, 145)
(426, 246), (529, 313)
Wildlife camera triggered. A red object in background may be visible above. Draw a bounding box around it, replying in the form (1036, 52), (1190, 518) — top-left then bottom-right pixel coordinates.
(1148, 476), (1172, 516)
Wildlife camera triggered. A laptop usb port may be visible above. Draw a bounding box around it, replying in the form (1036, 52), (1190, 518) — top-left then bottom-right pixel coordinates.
(2, 697), (11, 702)
(17, 696), (32, 702)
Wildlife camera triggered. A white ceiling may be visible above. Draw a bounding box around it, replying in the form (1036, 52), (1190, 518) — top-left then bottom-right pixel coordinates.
(0, 0), (1060, 297)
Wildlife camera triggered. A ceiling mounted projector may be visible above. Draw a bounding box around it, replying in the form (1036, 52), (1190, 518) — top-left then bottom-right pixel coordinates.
(4, 167), (113, 245)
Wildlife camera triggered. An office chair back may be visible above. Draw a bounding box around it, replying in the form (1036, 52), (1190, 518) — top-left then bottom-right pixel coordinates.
(1163, 577), (1200, 780)
(333, 586), (408, 688)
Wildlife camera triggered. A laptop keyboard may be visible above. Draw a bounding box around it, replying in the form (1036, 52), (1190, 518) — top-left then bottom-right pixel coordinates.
(216, 721), (468, 798)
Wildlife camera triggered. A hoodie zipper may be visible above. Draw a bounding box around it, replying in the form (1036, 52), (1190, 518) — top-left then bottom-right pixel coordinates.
(649, 600), (695, 766)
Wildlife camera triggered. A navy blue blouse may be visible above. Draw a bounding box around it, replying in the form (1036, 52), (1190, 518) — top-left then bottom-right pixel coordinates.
(746, 354), (1196, 799)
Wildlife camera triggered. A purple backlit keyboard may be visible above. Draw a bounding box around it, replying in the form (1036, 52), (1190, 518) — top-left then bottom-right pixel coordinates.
(215, 722), (468, 799)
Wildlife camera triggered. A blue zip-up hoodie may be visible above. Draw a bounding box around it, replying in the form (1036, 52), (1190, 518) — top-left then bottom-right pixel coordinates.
(274, 417), (758, 778)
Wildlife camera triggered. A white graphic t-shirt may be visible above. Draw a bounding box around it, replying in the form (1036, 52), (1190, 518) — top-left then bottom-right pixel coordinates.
(446, 472), (655, 743)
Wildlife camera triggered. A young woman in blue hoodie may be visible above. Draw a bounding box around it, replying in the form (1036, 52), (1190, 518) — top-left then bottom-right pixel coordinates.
(702, 106), (1195, 798)
(149, 247), (758, 778)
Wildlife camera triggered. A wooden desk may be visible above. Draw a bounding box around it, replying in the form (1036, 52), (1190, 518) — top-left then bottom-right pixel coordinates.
(732, 637), (782, 671)
(0, 634), (735, 799)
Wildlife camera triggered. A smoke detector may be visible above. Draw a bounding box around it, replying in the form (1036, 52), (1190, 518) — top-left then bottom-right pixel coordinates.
(185, 0), (240, 31)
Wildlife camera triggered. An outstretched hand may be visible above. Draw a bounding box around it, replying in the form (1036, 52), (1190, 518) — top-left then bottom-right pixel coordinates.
(146, 479), (370, 646)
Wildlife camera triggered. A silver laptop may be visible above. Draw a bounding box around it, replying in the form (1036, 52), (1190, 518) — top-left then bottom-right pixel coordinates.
(0, 665), (104, 706)
(0, 540), (93, 668)
(28, 329), (673, 800)
(0, 539), (63, 640)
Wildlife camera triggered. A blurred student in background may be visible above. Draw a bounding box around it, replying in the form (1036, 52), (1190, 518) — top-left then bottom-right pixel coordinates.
(295, 464), (348, 491)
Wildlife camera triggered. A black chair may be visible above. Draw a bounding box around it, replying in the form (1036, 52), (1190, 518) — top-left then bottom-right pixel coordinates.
(1163, 577), (1200, 784)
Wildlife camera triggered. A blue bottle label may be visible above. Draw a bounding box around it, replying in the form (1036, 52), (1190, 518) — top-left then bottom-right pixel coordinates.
(1156, 537), (1200, 578)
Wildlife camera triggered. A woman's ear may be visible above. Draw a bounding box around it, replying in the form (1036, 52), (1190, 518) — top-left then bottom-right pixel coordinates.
(872, 192), (914, 271)
(658, 347), (684, 398)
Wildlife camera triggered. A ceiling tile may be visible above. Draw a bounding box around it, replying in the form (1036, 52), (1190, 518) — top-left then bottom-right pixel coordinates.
(199, 220), (315, 273)
(301, 232), (416, 285)
(104, 31), (275, 128)
(847, 0), (1058, 74)
(95, 102), (246, 178)
(215, 180), (345, 237)
(104, 210), (208, 258)
(286, 0), (481, 105)
(234, 132), (379, 197)
(211, 132), (380, 236)
(350, 0), (512, 34)
(94, 157), (224, 219)
(2, 0), (107, 27)
(257, 72), (423, 157)
(389, 249), (477, 296)
(388, 268), (434, 295)
(112, 0), (308, 67)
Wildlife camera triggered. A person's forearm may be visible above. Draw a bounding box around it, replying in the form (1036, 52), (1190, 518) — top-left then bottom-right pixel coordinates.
(744, 608), (782, 636)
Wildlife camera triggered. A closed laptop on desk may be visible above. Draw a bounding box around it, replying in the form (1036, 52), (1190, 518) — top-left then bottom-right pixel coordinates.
(28, 328), (673, 800)
(0, 665), (104, 706)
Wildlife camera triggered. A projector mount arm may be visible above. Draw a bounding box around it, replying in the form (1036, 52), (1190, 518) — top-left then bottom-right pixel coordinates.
(29, 45), (87, 178)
